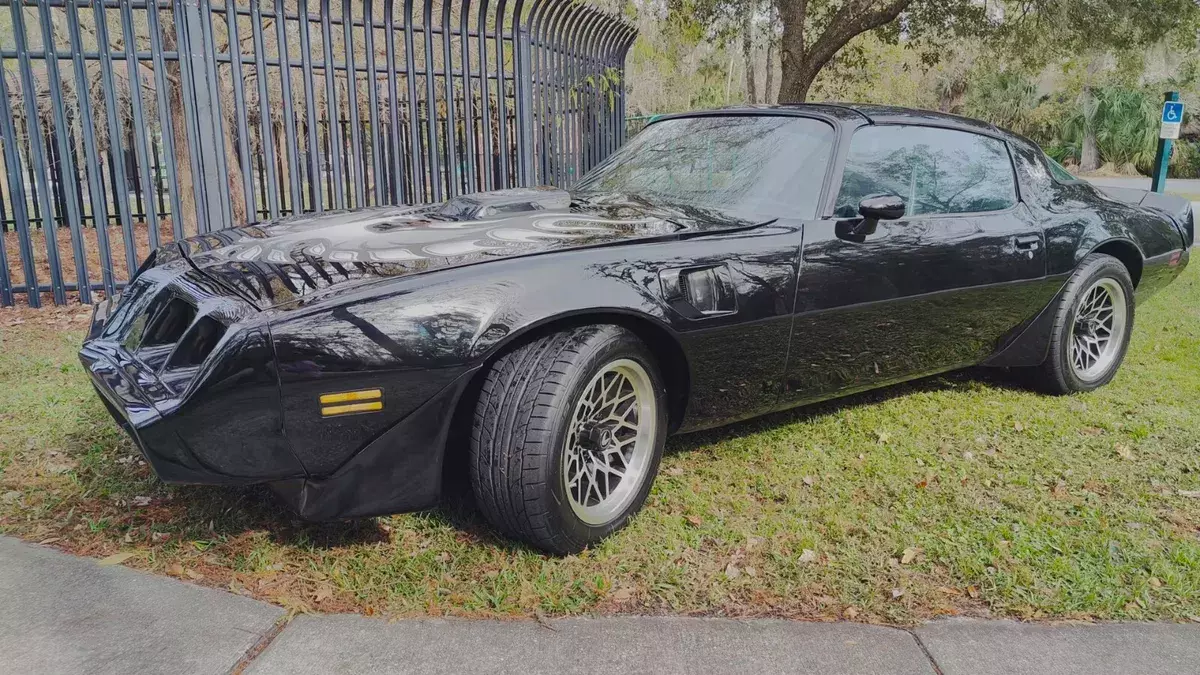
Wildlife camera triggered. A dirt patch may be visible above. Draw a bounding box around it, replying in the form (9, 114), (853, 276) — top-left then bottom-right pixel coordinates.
(1, 219), (178, 308)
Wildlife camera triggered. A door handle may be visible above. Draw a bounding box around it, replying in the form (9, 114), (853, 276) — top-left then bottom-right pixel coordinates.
(1015, 235), (1041, 251)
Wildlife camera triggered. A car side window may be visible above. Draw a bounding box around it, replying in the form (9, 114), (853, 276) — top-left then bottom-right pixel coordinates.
(834, 125), (1018, 218)
(1007, 139), (1055, 207)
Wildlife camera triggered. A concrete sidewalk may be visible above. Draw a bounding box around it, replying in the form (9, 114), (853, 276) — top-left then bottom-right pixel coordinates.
(3, 536), (1199, 675)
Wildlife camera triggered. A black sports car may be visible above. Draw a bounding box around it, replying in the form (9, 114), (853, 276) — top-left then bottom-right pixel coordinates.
(82, 105), (1193, 553)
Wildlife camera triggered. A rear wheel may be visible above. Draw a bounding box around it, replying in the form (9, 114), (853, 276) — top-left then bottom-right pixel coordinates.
(1033, 253), (1135, 394)
(469, 324), (667, 554)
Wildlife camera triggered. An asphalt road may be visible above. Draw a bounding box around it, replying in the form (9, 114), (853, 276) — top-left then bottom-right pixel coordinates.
(3, 536), (1199, 675)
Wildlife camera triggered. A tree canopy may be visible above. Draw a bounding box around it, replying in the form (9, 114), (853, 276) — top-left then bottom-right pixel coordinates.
(667, 0), (1200, 103)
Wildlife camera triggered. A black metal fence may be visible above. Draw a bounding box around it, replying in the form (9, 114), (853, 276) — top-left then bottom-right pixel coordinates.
(0, 0), (636, 307)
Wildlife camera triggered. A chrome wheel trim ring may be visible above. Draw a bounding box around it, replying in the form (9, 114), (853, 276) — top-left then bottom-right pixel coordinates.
(1068, 277), (1127, 382)
(562, 358), (657, 526)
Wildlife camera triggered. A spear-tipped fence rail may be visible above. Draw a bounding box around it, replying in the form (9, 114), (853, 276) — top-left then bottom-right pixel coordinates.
(0, 0), (635, 307)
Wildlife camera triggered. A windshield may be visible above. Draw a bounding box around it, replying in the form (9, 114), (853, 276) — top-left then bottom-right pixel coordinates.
(573, 115), (836, 221)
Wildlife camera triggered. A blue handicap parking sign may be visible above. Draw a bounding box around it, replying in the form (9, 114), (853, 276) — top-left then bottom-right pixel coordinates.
(1163, 101), (1185, 123)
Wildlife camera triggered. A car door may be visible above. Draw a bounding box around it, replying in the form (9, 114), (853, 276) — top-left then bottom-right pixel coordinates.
(783, 124), (1051, 401)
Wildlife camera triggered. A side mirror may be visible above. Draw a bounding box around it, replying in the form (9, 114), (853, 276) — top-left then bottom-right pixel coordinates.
(836, 194), (906, 243)
(859, 194), (906, 221)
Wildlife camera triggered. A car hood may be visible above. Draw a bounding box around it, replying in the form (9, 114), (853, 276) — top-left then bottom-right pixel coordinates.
(163, 187), (754, 310)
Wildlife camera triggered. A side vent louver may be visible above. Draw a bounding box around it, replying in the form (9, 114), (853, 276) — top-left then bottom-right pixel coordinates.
(143, 298), (195, 347)
(167, 317), (226, 369)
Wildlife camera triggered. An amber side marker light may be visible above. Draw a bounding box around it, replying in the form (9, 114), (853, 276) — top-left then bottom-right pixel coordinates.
(320, 389), (383, 416)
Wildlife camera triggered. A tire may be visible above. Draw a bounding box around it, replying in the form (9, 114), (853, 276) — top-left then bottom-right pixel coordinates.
(1033, 253), (1135, 394)
(469, 324), (667, 554)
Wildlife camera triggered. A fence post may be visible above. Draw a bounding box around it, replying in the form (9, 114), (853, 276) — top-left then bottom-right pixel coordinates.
(515, 5), (535, 187)
(176, 0), (232, 232)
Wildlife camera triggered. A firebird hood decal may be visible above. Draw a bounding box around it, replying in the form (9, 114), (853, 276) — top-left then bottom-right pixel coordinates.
(170, 188), (743, 310)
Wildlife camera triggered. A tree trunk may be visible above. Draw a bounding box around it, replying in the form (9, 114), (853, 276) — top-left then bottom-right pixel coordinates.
(776, 0), (914, 104)
(166, 64), (199, 237)
(743, 11), (757, 104)
(1079, 63), (1102, 172)
(778, 62), (817, 103)
(159, 17), (198, 237)
(161, 15), (247, 234)
(777, 9), (812, 103)
(1080, 126), (1100, 172)
(217, 75), (248, 225)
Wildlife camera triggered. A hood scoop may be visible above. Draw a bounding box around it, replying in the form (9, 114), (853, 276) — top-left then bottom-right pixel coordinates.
(436, 186), (571, 219)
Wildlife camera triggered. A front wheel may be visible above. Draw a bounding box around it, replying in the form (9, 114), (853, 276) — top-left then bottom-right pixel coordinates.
(1033, 253), (1135, 394)
(469, 324), (667, 554)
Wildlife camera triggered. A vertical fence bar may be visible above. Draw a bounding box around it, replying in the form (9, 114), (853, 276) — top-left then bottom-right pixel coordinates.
(11, 1), (66, 303)
(530, 0), (554, 185)
(580, 9), (602, 173)
(250, 0), (281, 219)
(119, 0), (162, 255)
(458, 0), (476, 194)
(440, 0), (458, 196)
(620, 27), (634, 143)
(342, 0), (366, 207)
(475, 0), (493, 190)
(401, 0), (423, 201)
(566, 7), (588, 184)
(549, 0), (570, 187)
(196, 0), (234, 229)
(382, 0), (404, 204)
(320, 0), (346, 209)
(512, 0), (531, 186)
(0, 183), (10, 305)
(36, 0), (91, 303)
(0, 52), (40, 306)
(92, 0), (139, 276)
(492, 0), (509, 188)
(147, 0), (187, 241)
(420, 0), (441, 201)
(601, 22), (621, 159)
(296, 0), (321, 212)
(172, 0), (212, 233)
(226, 0), (259, 219)
(363, 0), (384, 205)
(273, 0), (303, 213)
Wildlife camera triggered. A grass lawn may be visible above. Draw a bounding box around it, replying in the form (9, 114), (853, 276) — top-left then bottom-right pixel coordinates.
(2, 264), (1199, 625)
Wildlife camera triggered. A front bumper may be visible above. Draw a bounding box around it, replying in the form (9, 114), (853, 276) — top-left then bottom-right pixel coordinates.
(81, 265), (304, 485)
(83, 290), (476, 519)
